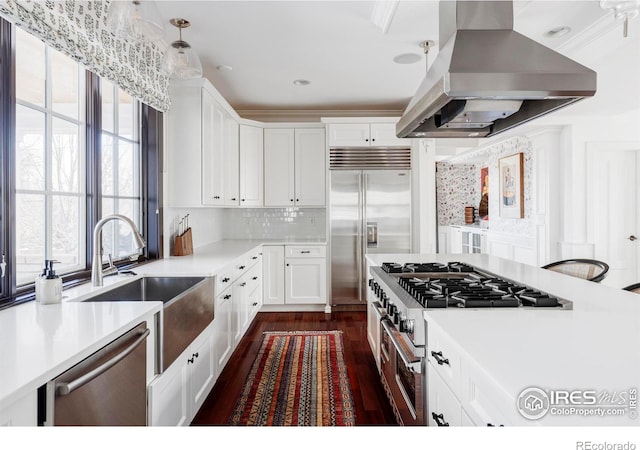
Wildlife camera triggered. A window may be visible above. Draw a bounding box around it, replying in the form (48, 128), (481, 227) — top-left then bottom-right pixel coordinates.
(100, 79), (142, 261)
(0, 19), (162, 308)
(15, 28), (86, 285)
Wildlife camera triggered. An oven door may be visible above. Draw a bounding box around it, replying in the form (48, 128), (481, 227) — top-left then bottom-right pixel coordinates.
(381, 318), (425, 426)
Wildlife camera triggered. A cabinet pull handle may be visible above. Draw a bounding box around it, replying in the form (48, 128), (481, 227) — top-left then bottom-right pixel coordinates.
(239, 265), (246, 269)
(300, 250), (311, 254)
(240, 282), (247, 287)
(224, 294), (231, 300)
(431, 351), (450, 366)
(252, 256), (258, 260)
(253, 302), (258, 306)
(487, 423), (504, 427)
(222, 277), (230, 283)
(193, 352), (199, 359)
(252, 276), (258, 280)
(432, 413), (449, 427)
(231, 198), (237, 201)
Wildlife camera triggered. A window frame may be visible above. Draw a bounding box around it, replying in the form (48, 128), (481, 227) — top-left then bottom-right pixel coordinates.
(0, 19), (163, 309)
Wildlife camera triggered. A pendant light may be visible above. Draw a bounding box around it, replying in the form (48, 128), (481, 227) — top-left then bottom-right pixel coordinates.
(106, 1), (164, 42)
(160, 18), (203, 80)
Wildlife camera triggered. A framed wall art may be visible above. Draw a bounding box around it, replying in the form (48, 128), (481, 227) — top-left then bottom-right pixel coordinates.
(498, 153), (524, 219)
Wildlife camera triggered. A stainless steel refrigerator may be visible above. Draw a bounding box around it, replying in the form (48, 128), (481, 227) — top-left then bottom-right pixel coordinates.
(329, 148), (412, 306)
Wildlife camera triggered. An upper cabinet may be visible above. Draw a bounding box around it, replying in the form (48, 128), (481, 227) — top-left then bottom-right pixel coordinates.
(239, 125), (264, 207)
(328, 122), (407, 147)
(165, 79), (240, 208)
(264, 128), (325, 207)
(202, 95), (240, 207)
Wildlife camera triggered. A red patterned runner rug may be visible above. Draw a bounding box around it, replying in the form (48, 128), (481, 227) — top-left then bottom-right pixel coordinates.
(228, 330), (356, 426)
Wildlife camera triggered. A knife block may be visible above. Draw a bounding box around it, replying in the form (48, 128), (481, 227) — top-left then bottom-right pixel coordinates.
(173, 228), (193, 256)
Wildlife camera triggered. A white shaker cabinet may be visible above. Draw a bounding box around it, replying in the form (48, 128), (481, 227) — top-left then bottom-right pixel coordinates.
(262, 245), (285, 305)
(263, 244), (326, 305)
(149, 323), (215, 426)
(165, 79), (240, 207)
(239, 125), (264, 206)
(328, 122), (407, 147)
(264, 128), (325, 207)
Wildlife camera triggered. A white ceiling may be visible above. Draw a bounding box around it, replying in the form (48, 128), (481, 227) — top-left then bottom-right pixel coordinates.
(152, 1), (631, 116)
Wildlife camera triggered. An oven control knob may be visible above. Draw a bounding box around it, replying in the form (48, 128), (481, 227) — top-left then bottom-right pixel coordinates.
(401, 319), (415, 334)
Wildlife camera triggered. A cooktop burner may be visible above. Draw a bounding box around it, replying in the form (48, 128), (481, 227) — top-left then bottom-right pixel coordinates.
(381, 261), (475, 274)
(386, 262), (566, 309)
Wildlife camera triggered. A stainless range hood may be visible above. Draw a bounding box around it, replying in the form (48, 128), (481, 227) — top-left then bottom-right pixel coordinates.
(396, 1), (597, 138)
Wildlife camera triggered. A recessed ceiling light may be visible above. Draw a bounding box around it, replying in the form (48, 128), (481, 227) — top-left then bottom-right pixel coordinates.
(216, 64), (233, 72)
(393, 53), (422, 64)
(293, 79), (311, 86)
(545, 26), (572, 38)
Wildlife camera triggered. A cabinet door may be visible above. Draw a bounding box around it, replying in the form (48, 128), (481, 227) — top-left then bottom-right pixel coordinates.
(165, 84), (203, 207)
(262, 246), (285, 305)
(231, 277), (247, 344)
(428, 364), (462, 427)
(201, 91), (225, 206)
(223, 116), (240, 206)
(285, 258), (327, 304)
(148, 356), (190, 426)
(213, 290), (233, 370)
(369, 122), (407, 147)
(188, 325), (215, 420)
(239, 125), (264, 206)
(328, 123), (371, 147)
(294, 128), (326, 206)
(450, 227), (463, 254)
(264, 129), (295, 206)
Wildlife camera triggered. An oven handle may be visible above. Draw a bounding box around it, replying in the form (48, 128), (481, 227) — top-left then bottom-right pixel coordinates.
(381, 319), (422, 374)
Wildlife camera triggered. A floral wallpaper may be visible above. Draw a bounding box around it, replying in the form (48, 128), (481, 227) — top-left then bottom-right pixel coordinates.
(0, 0), (170, 111)
(436, 136), (534, 236)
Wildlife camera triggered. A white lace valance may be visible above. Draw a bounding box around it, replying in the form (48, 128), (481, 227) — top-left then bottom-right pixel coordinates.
(0, 0), (170, 112)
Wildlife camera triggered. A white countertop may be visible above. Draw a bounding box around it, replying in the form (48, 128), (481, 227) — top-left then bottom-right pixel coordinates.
(366, 253), (640, 425)
(0, 238), (325, 410)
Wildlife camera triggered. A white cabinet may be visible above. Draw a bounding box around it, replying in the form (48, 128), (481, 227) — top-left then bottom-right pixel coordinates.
(239, 125), (264, 206)
(263, 245), (285, 305)
(0, 391), (37, 426)
(263, 244), (326, 305)
(425, 319), (518, 427)
(212, 287), (233, 371)
(328, 122), (407, 147)
(264, 128), (325, 207)
(202, 99), (240, 207)
(149, 323), (215, 426)
(165, 79), (240, 207)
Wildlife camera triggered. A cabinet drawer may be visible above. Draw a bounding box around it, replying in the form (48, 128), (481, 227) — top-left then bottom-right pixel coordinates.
(285, 245), (326, 258)
(247, 249), (262, 267)
(461, 359), (515, 427)
(428, 363), (462, 427)
(427, 322), (462, 397)
(246, 263), (261, 291)
(215, 268), (234, 294)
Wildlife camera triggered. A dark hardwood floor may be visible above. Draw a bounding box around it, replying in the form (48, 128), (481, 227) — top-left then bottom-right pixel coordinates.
(192, 310), (398, 426)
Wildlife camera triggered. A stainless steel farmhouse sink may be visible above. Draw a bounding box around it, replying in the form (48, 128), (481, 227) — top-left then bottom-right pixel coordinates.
(83, 276), (214, 371)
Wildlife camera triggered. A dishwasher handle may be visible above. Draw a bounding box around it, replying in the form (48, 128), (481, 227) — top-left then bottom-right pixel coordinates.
(56, 328), (150, 396)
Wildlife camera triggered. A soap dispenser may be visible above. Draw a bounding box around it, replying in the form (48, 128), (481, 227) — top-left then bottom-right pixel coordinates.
(35, 260), (63, 305)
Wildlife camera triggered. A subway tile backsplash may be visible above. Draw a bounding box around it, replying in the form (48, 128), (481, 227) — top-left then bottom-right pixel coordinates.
(223, 208), (326, 240)
(163, 207), (326, 254)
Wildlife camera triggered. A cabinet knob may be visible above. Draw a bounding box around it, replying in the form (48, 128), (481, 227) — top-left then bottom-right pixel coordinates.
(242, 199), (245, 202)
(286, 263), (290, 266)
(188, 356), (194, 364)
(365, 138), (369, 142)
(224, 294), (231, 300)
(231, 198), (237, 201)
(372, 138), (375, 142)
(193, 352), (199, 359)
(290, 199), (294, 202)
(432, 412), (449, 427)
(296, 198), (299, 202)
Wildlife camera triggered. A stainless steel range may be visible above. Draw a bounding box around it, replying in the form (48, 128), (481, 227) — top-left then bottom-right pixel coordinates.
(368, 261), (572, 426)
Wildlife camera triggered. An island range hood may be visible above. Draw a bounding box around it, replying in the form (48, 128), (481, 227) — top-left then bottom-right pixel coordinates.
(396, 0), (597, 138)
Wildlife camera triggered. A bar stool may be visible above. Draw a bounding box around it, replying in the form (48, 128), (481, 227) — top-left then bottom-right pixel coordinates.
(541, 259), (609, 283)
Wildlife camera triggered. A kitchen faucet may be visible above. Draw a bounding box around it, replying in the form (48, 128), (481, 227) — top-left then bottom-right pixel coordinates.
(91, 214), (146, 287)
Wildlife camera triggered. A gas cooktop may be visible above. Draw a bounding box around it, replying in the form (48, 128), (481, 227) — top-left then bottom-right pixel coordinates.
(379, 262), (572, 309)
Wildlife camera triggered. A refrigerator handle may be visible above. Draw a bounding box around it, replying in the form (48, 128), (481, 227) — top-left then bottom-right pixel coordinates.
(357, 172), (363, 303)
(360, 172), (367, 302)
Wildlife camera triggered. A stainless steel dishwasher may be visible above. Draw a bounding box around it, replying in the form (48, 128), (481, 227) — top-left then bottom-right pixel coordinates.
(39, 322), (149, 426)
